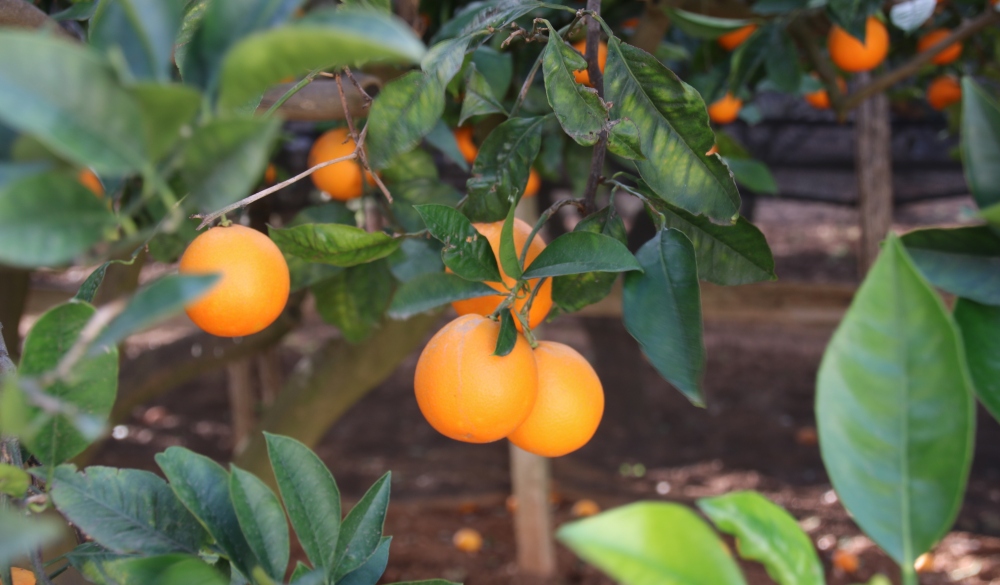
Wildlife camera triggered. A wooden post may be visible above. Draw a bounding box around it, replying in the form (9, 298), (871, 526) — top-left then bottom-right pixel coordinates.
(227, 358), (256, 455)
(0, 267), (29, 361)
(855, 72), (893, 275)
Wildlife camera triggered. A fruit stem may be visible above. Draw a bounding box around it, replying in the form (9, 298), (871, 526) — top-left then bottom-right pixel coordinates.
(334, 72), (394, 204)
(522, 277), (548, 321)
(219, 214), (232, 227)
(515, 311), (539, 349)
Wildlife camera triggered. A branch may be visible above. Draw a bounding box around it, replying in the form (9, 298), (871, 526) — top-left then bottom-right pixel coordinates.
(582, 0), (608, 213)
(840, 10), (1000, 113)
(334, 73), (393, 203)
(789, 18), (847, 112)
(31, 549), (55, 585)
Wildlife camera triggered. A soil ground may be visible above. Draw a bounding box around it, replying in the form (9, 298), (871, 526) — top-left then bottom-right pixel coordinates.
(24, 196), (1000, 585)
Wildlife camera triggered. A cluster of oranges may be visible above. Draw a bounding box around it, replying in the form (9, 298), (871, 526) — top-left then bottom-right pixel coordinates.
(414, 218), (604, 457)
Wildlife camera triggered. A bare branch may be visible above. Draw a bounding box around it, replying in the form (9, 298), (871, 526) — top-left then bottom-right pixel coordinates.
(581, 0), (608, 214)
(335, 73), (393, 204)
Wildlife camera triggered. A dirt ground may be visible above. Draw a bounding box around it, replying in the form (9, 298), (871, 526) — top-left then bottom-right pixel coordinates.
(26, 196), (1000, 585)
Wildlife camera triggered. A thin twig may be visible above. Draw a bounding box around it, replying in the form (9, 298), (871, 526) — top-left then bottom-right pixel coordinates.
(509, 15), (585, 118)
(344, 67), (374, 106)
(581, 0), (608, 213)
(31, 549), (55, 585)
(263, 68), (323, 117)
(335, 73), (394, 204)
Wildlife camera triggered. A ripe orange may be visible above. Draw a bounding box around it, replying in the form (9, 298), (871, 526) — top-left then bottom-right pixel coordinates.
(308, 127), (371, 201)
(453, 528), (483, 552)
(450, 218), (553, 331)
(453, 126), (479, 164)
(3, 568), (36, 585)
(507, 341), (604, 457)
(918, 29), (961, 65)
(828, 17), (889, 72)
(804, 76), (848, 109)
(717, 24), (757, 51)
(708, 93), (743, 124)
(524, 168), (541, 198)
(414, 314), (538, 443)
(571, 40), (608, 86)
(927, 75), (961, 110)
(179, 225), (290, 337)
(914, 552), (934, 573)
(78, 168), (103, 197)
(571, 499), (601, 517)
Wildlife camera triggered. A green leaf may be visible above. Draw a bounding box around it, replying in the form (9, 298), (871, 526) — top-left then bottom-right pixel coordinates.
(63, 542), (135, 584)
(961, 78), (1000, 210)
(388, 272), (499, 319)
(542, 27), (607, 147)
(52, 1), (99, 20)
(366, 72), (445, 170)
(954, 299), (1000, 422)
(0, 172), (116, 268)
(697, 491), (824, 585)
(218, 10), (425, 111)
(155, 447), (258, 578)
(74, 249), (143, 304)
(313, 260), (394, 343)
(552, 206), (628, 313)
(665, 8), (752, 38)
(607, 118), (645, 160)
(107, 554), (228, 585)
(0, 161), (51, 189)
(727, 26), (768, 93)
(0, 508), (62, 568)
(816, 235), (974, 568)
(605, 39), (740, 222)
(827, 0), (882, 41)
(652, 198), (775, 285)
(763, 30), (801, 94)
(0, 463), (29, 498)
(50, 465), (207, 555)
(900, 226), (1000, 306)
(342, 0), (391, 13)
(414, 204), (502, 282)
(522, 232), (642, 279)
(472, 46), (513, 99)
(289, 561), (313, 584)
(422, 35), (472, 86)
(129, 83), (202, 161)
(0, 31), (146, 174)
(387, 238), (444, 282)
(723, 157), (778, 195)
(182, 117), (281, 213)
(338, 536), (391, 585)
(89, 0), (183, 82)
(459, 63), (507, 126)
(333, 472), (391, 579)
(623, 229), (705, 405)
(381, 148), (439, 184)
(425, 120), (470, 171)
(91, 274), (219, 353)
(229, 466), (289, 583)
(499, 195), (525, 280)
(265, 432), (341, 578)
(557, 502), (747, 585)
(493, 309), (517, 357)
(431, 0), (542, 42)
(464, 116), (546, 223)
(271, 224), (401, 267)
(18, 302), (118, 465)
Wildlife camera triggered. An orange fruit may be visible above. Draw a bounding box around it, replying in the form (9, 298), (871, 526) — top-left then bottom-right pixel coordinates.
(570, 499), (601, 517)
(571, 40), (608, 86)
(414, 314), (538, 443)
(507, 341), (604, 457)
(3, 568), (36, 585)
(717, 24), (757, 51)
(264, 163), (277, 185)
(914, 552), (934, 573)
(804, 76), (848, 109)
(179, 225), (290, 337)
(450, 218), (553, 331)
(78, 168), (103, 197)
(452, 528), (483, 552)
(453, 126), (479, 164)
(524, 168), (541, 198)
(828, 17), (889, 72)
(308, 127), (371, 201)
(832, 549), (859, 573)
(708, 93), (743, 124)
(927, 75), (961, 110)
(918, 29), (961, 65)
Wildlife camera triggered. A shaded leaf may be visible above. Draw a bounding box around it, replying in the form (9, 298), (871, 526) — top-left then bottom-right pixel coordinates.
(388, 272), (499, 319)
(0, 509), (62, 568)
(89, 0), (183, 82)
(552, 207), (628, 313)
(106, 554), (228, 585)
(415, 204), (502, 282)
(464, 116), (546, 223)
(472, 46), (513, 100)
(459, 63), (507, 126)
(74, 249), (144, 303)
(900, 226), (1000, 305)
(129, 83), (202, 161)
(271, 224), (401, 267)
(664, 8), (752, 38)
(954, 299), (1000, 422)
(723, 157), (778, 195)
(366, 72), (445, 170)
(338, 537), (391, 585)
(607, 118), (644, 160)
(425, 119), (469, 171)
(522, 232), (642, 279)
(313, 260), (394, 343)
(493, 309), (517, 357)
(961, 78), (1000, 210)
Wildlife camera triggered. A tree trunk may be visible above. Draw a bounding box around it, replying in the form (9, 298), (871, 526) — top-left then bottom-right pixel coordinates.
(509, 445), (557, 578)
(0, 267), (30, 361)
(855, 72), (893, 276)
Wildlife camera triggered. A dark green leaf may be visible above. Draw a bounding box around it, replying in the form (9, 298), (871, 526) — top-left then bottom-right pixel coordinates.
(0, 463), (29, 498)
(623, 229), (704, 405)
(605, 39), (740, 222)
(542, 28), (607, 147)
(723, 157), (778, 194)
(338, 537), (391, 585)
(763, 30), (801, 94)
(698, 491), (824, 585)
(607, 118), (644, 160)
(493, 309), (517, 356)
(459, 63), (507, 126)
(0, 172), (116, 268)
(182, 117), (281, 213)
(89, 0), (183, 82)
(752, 0), (810, 13)
(954, 299), (1000, 422)
(218, 10), (425, 111)
(155, 447), (258, 578)
(388, 272), (499, 319)
(961, 78), (1000, 210)
(287, 257), (343, 293)
(816, 235), (974, 568)
(499, 194), (525, 280)
(472, 46), (513, 99)
(0, 509), (61, 568)
(422, 35), (472, 85)
(552, 207), (628, 313)
(557, 502), (747, 585)
(265, 432), (341, 578)
(366, 72), (445, 170)
(230, 466), (289, 582)
(900, 226), (1000, 305)
(74, 249), (144, 303)
(664, 8), (752, 38)
(106, 554), (228, 585)
(18, 302), (118, 464)
(464, 116), (545, 222)
(129, 83), (202, 161)
(50, 464), (207, 555)
(313, 260), (394, 343)
(522, 232), (642, 279)
(414, 204), (502, 282)
(289, 561), (313, 584)
(333, 472), (391, 579)
(431, 0), (542, 42)
(271, 224), (401, 267)
(292, 201), (358, 226)
(425, 120), (469, 171)
(341, 0), (391, 13)
(728, 26), (768, 93)
(91, 274), (219, 353)
(64, 542), (135, 585)
(387, 238), (444, 282)
(0, 32), (146, 173)
(0, 161), (51, 189)
(381, 148), (439, 184)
